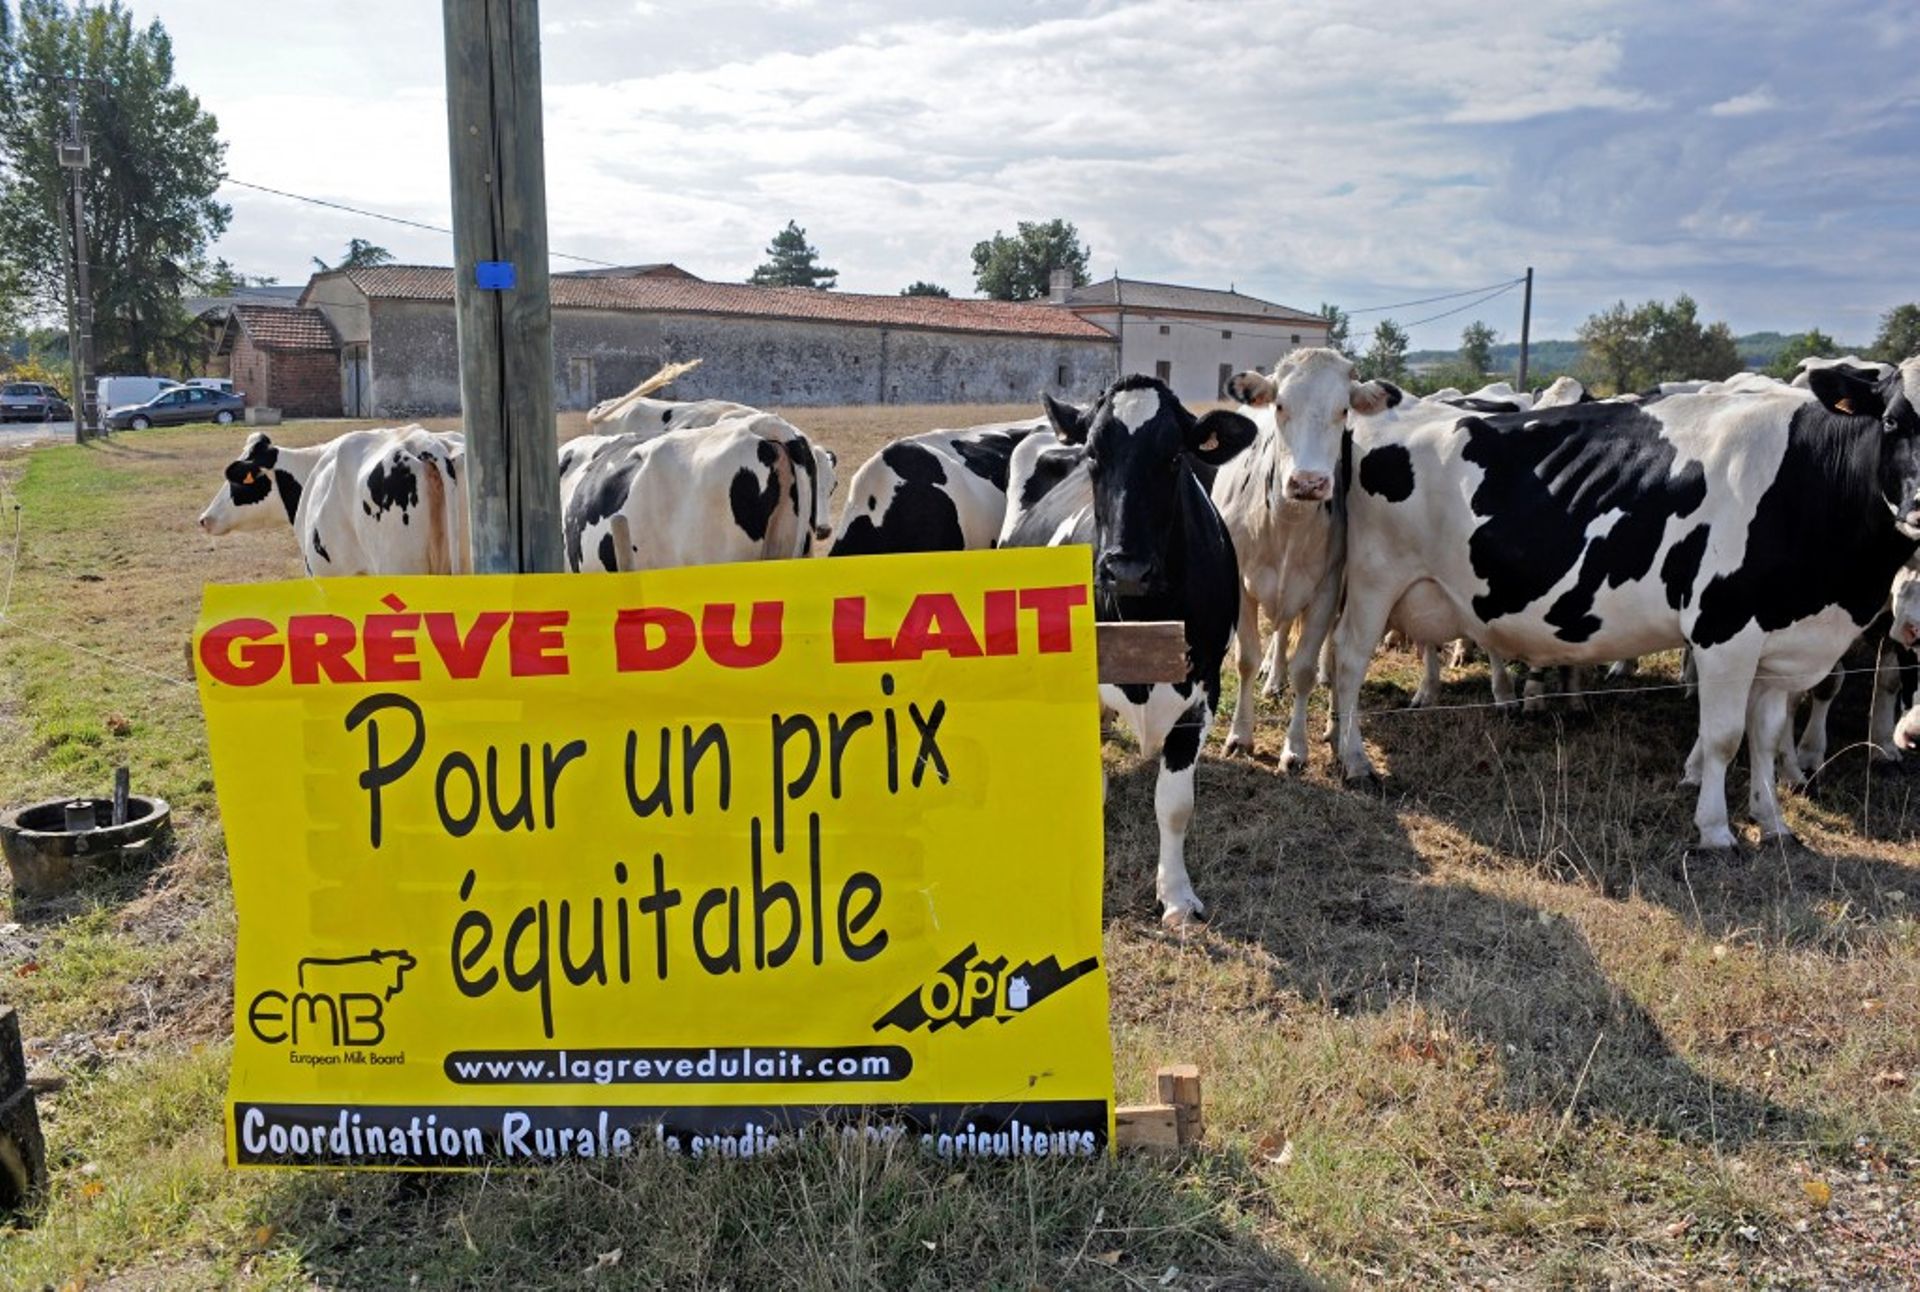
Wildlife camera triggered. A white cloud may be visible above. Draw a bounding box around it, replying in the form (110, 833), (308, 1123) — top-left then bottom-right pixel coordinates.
(119, 0), (1920, 348)
(1707, 89), (1776, 117)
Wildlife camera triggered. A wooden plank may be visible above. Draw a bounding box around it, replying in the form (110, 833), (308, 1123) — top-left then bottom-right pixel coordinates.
(1155, 1063), (1205, 1146)
(1113, 1103), (1180, 1154)
(1096, 621), (1187, 685)
(442, 0), (565, 575)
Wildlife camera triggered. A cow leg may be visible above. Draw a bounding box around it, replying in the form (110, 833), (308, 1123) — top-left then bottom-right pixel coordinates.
(1747, 685), (1794, 842)
(1447, 638), (1473, 669)
(1795, 664), (1843, 775)
(1689, 646), (1760, 852)
(1606, 657), (1638, 682)
(1865, 649), (1906, 764)
(1409, 644), (1443, 708)
(1316, 628), (1335, 689)
(1283, 577), (1340, 774)
(1333, 589), (1396, 782)
(1487, 648), (1517, 708)
(1259, 620), (1288, 701)
(1224, 592), (1263, 758)
(1521, 666), (1553, 714)
(1155, 698), (1210, 926)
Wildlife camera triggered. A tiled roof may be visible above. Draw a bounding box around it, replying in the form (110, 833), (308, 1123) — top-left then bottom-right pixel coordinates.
(186, 285), (307, 318)
(233, 304), (338, 351)
(1063, 276), (1325, 325)
(315, 266), (1114, 341)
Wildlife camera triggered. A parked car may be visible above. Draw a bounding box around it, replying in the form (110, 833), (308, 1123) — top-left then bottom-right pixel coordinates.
(186, 377), (236, 396)
(0, 381), (72, 423)
(106, 385), (247, 430)
(96, 375), (181, 412)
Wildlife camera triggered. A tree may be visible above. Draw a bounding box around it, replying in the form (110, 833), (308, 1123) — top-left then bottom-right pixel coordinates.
(970, 219), (1089, 301)
(1362, 319), (1409, 383)
(1766, 327), (1837, 380)
(900, 280), (949, 298)
(748, 221), (836, 289)
(1871, 304), (1920, 363)
(1575, 294), (1743, 393)
(312, 239), (392, 273)
(1318, 302), (1351, 354)
(0, 1), (230, 373)
(1459, 320), (1496, 376)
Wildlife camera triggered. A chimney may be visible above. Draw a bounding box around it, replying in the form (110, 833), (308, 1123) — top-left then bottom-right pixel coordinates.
(1048, 267), (1074, 305)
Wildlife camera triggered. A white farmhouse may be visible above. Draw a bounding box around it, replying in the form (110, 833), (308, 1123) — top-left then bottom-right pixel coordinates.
(1053, 273), (1330, 406)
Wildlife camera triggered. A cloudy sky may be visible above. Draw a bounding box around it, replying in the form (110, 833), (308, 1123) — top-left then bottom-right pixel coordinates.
(145, 0), (1919, 348)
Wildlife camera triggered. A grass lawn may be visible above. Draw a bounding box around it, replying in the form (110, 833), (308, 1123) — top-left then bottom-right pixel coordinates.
(1, 412), (1917, 1289)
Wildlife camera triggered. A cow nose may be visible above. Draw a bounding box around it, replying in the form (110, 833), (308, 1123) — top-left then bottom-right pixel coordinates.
(1097, 554), (1157, 596)
(1286, 471), (1332, 501)
(197, 514), (213, 532)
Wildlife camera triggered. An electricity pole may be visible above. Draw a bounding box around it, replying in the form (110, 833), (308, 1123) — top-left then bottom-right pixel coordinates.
(52, 75), (96, 441)
(1516, 266), (1534, 392)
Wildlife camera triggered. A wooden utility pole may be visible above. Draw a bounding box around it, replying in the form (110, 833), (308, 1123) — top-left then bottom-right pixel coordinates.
(441, 0), (563, 574)
(1516, 266), (1534, 391)
(53, 76), (95, 441)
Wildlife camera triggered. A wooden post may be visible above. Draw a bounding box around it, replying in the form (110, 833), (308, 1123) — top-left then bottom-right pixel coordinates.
(1516, 266), (1534, 391)
(441, 0), (565, 574)
(1115, 1062), (1205, 1154)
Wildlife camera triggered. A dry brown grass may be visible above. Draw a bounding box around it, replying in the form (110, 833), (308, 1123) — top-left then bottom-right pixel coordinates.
(1, 411), (1917, 1288)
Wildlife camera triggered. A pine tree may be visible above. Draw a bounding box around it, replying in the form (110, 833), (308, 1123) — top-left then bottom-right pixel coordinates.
(748, 221), (837, 289)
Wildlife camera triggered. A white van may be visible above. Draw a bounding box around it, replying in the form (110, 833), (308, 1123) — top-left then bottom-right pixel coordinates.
(96, 375), (181, 412)
(186, 377), (235, 396)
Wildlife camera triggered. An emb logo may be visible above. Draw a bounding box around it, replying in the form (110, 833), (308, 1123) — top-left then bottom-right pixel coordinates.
(874, 942), (1098, 1033)
(247, 949), (415, 1048)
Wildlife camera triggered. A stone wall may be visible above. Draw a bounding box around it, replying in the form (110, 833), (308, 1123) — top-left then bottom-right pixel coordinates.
(361, 300), (1116, 417)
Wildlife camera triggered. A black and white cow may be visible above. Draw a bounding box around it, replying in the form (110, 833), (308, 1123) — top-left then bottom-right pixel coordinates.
(1330, 360), (1920, 850)
(559, 412), (826, 572)
(1001, 375), (1256, 925)
(827, 419), (1046, 556)
(1212, 350), (1395, 769)
(198, 427), (469, 575)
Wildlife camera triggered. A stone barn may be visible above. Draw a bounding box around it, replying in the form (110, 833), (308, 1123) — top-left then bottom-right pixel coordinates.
(212, 304), (344, 417)
(299, 265), (1118, 417)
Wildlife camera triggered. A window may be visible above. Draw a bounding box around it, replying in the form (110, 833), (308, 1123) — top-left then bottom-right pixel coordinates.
(566, 357), (595, 408)
(1158, 324), (1170, 336)
(1056, 363), (1069, 386)
(1221, 330), (1232, 340)
(1154, 360), (1172, 383)
(1219, 363), (1234, 398)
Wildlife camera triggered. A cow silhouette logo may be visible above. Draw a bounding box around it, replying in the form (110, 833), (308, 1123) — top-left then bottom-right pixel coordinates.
(247, 948), (416, 1049)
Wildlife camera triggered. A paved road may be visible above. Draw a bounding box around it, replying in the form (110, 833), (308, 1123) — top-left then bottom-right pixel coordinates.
(0, 420), (76, 447)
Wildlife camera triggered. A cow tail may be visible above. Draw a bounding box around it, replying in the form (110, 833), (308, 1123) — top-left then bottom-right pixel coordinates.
(421, 452), (451, 576)
(764, 435), (803, 561)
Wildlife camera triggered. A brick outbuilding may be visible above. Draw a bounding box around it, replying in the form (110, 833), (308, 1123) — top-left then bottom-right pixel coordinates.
(215, 305), (343, 417)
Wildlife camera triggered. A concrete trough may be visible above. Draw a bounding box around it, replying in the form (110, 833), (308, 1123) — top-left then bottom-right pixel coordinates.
(0, 793), (171, 900)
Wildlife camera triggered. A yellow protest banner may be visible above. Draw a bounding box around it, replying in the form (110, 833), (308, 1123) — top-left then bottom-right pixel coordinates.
(195, 548), (1110, 1167)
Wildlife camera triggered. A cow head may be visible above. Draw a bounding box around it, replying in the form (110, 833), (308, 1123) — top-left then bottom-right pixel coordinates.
(810, 445), (839, 543)
(1808, 358), (1920, 539)
(199, 433), (297, 534)
(1893, 559), (1920, 650)
(1225, 349), (1397, 503)
(1043, 375), (1255, 597)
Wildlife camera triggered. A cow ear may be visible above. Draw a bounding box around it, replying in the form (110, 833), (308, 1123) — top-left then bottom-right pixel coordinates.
(1808, 365), (1885, 419)
(1044, 393), (1089, 444)
(1225, 370), (1277, 407)
(1350, 379), (1402, 414)
(1187, 409), (1258, 464)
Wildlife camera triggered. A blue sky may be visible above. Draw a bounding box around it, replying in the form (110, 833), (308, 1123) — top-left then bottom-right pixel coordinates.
(148, 0), (1920, 349)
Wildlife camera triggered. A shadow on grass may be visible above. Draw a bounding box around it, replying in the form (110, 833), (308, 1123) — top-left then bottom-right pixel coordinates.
(1103, 749), (1819, 1155)
(248, 1134), (1320, 1291)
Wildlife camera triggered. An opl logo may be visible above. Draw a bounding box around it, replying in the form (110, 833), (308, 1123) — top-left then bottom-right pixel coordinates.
(247, 949), (416, 1048)
(874, 942), (1098, 1033)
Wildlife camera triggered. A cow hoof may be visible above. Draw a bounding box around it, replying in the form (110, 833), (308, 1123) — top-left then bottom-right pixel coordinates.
(1260, 682), (1283, 702)
(1223, 735), (1254, 759)
(1757, 828), (1799, 849)
(1279, 747), (1307, 776)
(1342, 769), (1382, 790)
(1160, 902), (1206, 930)
(1407, 693), (1435, 711)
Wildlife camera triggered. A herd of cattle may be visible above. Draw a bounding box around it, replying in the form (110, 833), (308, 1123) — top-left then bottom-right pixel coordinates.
(196, 351), (1920, 926)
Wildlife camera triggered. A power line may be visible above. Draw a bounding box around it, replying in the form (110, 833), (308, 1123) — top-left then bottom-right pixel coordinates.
(220, 177), (622, 268)
(1345, 277), (1526, 317)
(1401, 279), (1524, 331)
